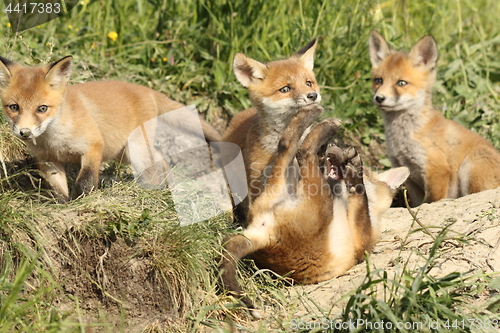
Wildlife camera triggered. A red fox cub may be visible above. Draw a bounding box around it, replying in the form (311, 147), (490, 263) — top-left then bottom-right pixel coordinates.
(220, 105), (409, 318)
(0, 56), (221, 202)
(368, 30), (500, 206)
(222, 39), (321, 222)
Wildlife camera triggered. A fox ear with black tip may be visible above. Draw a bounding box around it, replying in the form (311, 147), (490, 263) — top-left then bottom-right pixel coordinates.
(294, 38), (317, 71)
(369, 30), (392, 69)
(45, 55), (73, 90)
(0, 56), (15, 90)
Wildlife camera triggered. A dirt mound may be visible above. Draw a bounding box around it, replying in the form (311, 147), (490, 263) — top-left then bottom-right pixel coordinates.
(23, 197), (205, 333)
(56, 235), (178, 330)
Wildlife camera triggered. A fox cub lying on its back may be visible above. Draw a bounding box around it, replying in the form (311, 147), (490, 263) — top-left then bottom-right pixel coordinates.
(369, 30), (500, 206)
(220, 104), (409, 318)
(0, 56), (221, 202)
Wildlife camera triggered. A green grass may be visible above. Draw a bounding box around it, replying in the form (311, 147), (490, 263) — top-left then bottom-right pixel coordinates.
(3, 0), (497, 166)
(1, 0), (500, 331)
(338, 224), (497, 333)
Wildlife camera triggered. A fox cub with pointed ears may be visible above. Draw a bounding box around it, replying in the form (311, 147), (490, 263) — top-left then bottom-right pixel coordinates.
(369, 30), (500, 206)
(0, 56), (221, 201)
(223, 39), (321, 223)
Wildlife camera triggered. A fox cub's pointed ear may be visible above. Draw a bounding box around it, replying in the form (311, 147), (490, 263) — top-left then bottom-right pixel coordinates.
(45, 56), (73, 89)
(294, 38), (317, 71)
(408, 35), (438, 70)
(377, 166), (410, 190)
(369, 30), (391, 68)
(233, 53), (268, 88)
(0, 56), (14, 89)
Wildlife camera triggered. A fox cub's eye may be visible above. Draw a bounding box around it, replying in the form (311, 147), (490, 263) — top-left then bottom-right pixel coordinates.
(306, 80), (312, 87)
(279, 86), (291, 93)
(374, 78), (383, 85)
(37, 105), (48, 113)
(8, 104), (19, 112)
(397, 80), (408, 87)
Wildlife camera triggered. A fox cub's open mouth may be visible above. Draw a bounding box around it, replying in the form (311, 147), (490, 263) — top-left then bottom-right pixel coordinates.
(325, 144), (344, 181)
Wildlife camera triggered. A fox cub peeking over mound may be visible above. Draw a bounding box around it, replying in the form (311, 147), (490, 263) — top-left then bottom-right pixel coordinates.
(222, 39), (321, 223)
(369, 31), (500, 206)
(0, 56), (221, 202)
(220, 105), (409, 318)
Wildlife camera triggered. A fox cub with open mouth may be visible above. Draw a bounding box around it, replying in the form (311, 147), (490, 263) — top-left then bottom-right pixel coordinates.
(220, 104), (409, 318)
(369, 30), (500, 206)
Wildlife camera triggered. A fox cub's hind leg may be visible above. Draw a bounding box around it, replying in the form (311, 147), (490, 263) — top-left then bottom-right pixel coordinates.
(342, 148), (374, 259)
(219, 234), (256, 314)
(326, 144), (375, 262)
(343, 147), (364, 195)
(219, 105), (322, 318)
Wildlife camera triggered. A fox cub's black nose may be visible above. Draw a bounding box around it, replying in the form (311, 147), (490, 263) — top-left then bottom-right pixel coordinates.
(19, 128), (32, 138)
(375, 95), (386, 104)
(307, 92), (318, 101)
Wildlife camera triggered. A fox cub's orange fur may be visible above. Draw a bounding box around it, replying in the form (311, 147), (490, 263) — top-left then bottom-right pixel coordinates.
(222, 39), (321, 223)
(369, 31), (500, 206)
(0, 56), (221, 201)
(220, 105), (409, 317)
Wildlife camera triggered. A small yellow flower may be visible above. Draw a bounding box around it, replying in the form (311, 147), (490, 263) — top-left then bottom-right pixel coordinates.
(75, 28), (79, 32)
(6, 23), (11, 27)
(91, 42), (95, 49)
(162, 57), (167, 62)
(107, 31), (118, 42)
(68, 24), (73, 29)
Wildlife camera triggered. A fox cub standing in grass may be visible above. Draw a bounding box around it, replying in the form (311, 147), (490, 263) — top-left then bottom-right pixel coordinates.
(223, 39), (321, 223)
(0, 56), (221, 202)
(369, 31), (500, 206)
(220, 105), (409, 318)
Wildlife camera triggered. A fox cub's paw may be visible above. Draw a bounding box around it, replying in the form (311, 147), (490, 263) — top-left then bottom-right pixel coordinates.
(283, 105), (322, 138)
(321, 117), (342, 128)
(295, 104), (323, 128)
(343, 147), (364, 194)
(299, 103), (324, 115)
(297, 117), (342, 164)
(313, 117), (341, 144)
(278, 105), (323, 155)
(325, 144), (364, 194)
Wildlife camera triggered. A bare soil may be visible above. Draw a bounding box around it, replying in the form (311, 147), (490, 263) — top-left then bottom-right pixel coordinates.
(28, 205), (190, 332)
